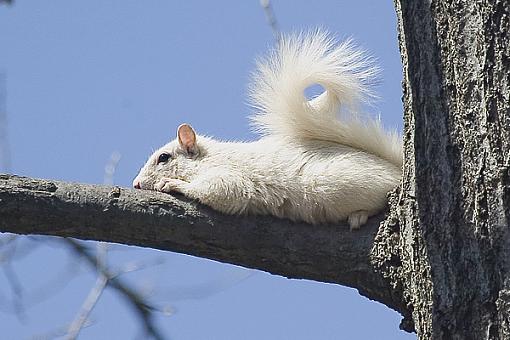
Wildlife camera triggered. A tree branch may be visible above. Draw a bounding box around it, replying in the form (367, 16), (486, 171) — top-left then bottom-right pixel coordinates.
(0, 173), (408, 320)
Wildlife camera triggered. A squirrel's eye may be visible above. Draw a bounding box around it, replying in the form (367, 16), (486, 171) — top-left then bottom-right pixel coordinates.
(157, 153), (171, 164)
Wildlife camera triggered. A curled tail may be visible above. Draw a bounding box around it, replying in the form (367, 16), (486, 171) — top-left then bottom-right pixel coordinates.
(248, 30), (402, 167)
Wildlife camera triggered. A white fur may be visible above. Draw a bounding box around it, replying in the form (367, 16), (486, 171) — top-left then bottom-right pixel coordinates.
(133, 30), (402, 229)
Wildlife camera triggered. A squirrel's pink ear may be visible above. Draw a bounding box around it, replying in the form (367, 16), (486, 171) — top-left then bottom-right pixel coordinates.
(177, 123), (198, 155)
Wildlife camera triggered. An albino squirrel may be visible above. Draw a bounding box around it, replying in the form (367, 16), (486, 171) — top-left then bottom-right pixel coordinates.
(133, 30), (402, 230)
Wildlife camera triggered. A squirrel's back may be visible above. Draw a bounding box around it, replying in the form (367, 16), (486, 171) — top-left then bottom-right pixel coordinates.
(248, 29), (402, 167)
(199, 136), (400, 225)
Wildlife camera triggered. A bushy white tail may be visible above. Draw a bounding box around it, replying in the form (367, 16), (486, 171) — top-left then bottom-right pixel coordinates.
(248, 30), (402, 167)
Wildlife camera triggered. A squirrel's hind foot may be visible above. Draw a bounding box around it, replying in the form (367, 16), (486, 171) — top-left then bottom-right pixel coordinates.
(348, 210), (369, 231)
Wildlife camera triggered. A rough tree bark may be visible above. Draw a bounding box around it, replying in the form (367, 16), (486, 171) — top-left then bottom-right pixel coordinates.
(372, 0), (510, 339)
(0, 1), (508, 339)
(0, 174), (407, 318)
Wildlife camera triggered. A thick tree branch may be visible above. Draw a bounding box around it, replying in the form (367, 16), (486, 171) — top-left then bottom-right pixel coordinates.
(0, 173), (408, 320)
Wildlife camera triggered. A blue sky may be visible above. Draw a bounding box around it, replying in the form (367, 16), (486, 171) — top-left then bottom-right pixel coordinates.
(0, 1), (415, 339)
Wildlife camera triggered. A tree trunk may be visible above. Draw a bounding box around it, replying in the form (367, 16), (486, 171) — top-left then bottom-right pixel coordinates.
(372, 0), (510, 339)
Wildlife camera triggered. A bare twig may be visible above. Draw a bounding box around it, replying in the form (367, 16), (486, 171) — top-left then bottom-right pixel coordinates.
(65, 241), (108, 339)
(65, 239), (166, 340)
(25, 258), (82, 307)
(0, 234), (82, 314)
(117, 257), (165, 276)
(28, 319), (94, 340)
(259, 0), (280, 41)
(0, 236), (41, 263)
(0, 237), (26, 320)
(0, 73), (12, 173)
(65, 274), (108, 340)
(158, 270), (253, 302)
(103, 151), (121, 186)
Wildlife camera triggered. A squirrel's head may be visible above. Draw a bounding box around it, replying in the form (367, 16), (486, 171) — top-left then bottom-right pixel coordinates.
(132, 123), (204, 190)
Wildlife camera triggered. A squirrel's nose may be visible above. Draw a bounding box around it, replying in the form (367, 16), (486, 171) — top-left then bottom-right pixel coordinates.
(133, 181), (141, 189)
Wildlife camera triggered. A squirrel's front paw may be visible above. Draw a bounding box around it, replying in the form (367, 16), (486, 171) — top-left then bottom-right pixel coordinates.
(154, 178), (188, 194)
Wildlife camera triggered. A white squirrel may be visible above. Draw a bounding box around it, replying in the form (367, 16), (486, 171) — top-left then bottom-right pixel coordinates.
(133, 30), (402, 230)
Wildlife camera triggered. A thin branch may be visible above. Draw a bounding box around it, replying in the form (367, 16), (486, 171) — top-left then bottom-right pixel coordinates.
(259, 0), (280, 41)
(103, 151), (121, 186)
(24, 257), (82, 308)
(0, 236), (82, 314)
(28, 319), (94, 340)
(65, 274), (107, 340)
(0, 73), (12, 172)
(0, 236), (41, 263)
(65, 241), (108, 339)
(0, 237), (26, 320)
(65, 239), (165, 340)
(116, 257), (165, 276)
(158, 269), (253, 302)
